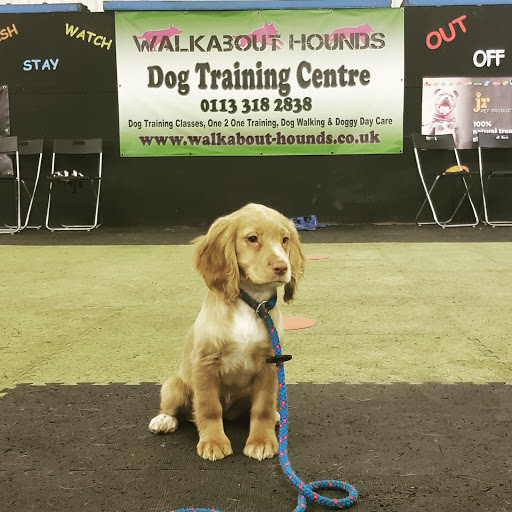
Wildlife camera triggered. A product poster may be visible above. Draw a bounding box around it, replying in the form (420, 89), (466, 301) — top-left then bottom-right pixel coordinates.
(422, 77), (512, 149)
(115, 9), (404, 157)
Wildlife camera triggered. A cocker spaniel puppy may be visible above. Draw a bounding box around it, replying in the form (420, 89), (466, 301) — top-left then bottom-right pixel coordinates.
(149, 203), (306, 461)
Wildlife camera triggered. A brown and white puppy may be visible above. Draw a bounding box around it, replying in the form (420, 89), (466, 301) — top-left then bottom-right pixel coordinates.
(149, 203), (306, 461)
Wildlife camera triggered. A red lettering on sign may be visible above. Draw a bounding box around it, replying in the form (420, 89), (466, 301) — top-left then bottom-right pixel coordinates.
(426, 15), (467, 50)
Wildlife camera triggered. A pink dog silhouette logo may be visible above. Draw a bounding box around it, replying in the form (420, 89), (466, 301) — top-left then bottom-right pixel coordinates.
(237, 22), (283, 48)
(328, 22), (373, 43)
(137, 24), (182, 48)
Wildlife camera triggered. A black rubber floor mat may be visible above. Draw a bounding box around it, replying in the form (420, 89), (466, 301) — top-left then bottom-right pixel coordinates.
(1, 382), (510, 512)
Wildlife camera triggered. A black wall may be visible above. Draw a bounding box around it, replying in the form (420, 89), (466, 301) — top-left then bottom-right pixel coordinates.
(1, 6), (510, 226)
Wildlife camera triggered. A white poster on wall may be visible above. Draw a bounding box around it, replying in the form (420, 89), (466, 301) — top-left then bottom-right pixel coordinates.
(115, 9), (404, 157)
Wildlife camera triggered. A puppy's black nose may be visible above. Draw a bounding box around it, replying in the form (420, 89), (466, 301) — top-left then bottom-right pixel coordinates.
(272, 262), (288, 276)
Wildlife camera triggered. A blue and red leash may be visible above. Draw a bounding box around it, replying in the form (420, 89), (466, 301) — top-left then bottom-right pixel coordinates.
(170, 291), (358, 512)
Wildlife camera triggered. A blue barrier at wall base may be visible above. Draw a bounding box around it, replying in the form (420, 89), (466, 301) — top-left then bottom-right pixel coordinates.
(0, 3), (89, 13)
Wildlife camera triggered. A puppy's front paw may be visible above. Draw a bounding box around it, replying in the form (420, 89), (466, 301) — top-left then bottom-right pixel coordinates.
(197, 435), (232, 461)
(243, 436), (278, 461)
(148, 413), (178, 434)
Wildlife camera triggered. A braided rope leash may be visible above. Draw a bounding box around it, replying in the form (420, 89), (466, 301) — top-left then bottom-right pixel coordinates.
(170, 291), (358, 512)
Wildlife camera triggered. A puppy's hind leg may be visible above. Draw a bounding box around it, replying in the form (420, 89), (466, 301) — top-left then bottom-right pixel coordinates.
(149, 375), (191, 434)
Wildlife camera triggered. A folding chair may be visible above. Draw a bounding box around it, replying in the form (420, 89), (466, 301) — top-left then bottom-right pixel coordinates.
(413, 133), (479, 228)
(0, 136), (21, 234)
(18, 138), (44, 229)
(477, 133), (512, 227)
(45, 138), (103, 231)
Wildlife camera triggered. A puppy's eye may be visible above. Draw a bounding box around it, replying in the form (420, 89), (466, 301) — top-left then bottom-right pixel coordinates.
(282, 236), (289, 244)
(247, 235), (258, 244)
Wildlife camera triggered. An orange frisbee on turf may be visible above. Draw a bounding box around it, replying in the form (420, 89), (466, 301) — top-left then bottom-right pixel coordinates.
(283, 316), (316, 330)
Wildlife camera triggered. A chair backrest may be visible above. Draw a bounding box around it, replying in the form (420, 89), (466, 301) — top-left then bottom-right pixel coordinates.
(412, 133), (455, 150)
(478, 133), (512, 149)
(0, 135), (18, 154)
(0, 136), (19, 177)
(18, 138), (44, 155)
(412, 132), (462, 174)
(53, 138), (102, 155)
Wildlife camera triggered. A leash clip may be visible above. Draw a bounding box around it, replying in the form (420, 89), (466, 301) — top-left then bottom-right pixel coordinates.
(266, 354), (293, 365)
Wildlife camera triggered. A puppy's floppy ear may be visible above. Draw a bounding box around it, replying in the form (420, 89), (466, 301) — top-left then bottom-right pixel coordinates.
(283, 220), (306, 304)
(193, 215), (240, 302)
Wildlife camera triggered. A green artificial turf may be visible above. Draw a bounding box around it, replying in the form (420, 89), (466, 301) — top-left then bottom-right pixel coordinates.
(1, 242), (511, 395)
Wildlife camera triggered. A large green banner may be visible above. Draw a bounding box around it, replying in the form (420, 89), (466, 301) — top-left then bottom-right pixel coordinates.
(115, 9), (404, 157)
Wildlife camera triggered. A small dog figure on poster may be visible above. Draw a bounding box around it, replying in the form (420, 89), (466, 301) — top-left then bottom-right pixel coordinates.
(425, 88), (460, 146)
